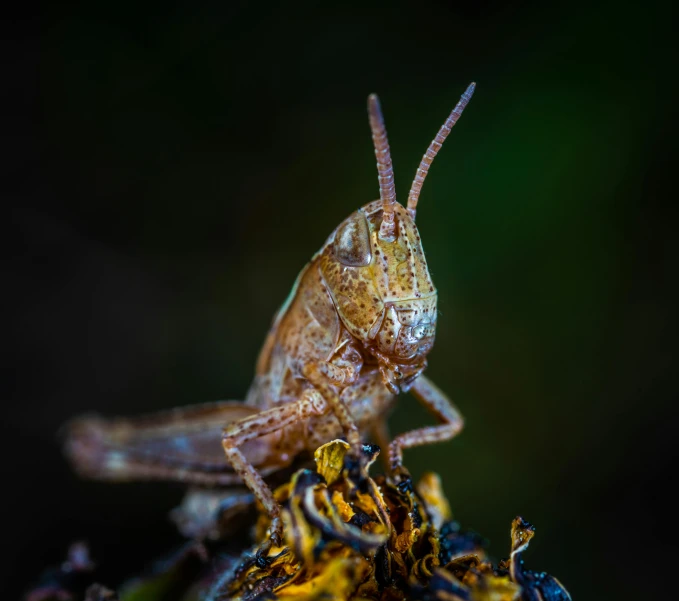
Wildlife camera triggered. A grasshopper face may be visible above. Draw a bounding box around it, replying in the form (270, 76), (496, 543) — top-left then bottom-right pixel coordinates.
(320, 85), (474, 393)
(321, 200), (436, 392)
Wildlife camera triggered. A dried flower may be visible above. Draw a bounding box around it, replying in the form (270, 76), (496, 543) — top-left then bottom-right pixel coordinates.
(24, 441), (570, 601)
(209, 440), (571, 601)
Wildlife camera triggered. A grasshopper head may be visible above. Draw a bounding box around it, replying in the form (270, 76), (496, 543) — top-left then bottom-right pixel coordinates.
(320, 85), (475, 393)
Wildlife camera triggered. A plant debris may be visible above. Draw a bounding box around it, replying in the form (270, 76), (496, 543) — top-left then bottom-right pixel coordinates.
(24, 441), (571, 601)
(208, 440), (570, 601)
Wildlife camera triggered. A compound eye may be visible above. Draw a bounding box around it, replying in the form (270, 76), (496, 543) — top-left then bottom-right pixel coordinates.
(334, 212), (372, 267)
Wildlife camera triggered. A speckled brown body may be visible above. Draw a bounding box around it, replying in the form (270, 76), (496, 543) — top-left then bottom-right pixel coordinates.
(245, 199), (437, 455)
(64, 84), (475, 546)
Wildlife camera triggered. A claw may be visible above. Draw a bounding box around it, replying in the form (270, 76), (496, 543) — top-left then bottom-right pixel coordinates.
(254, 548), (270, 569)
(269, 516), (283, 547)
(392, 465), (412, 486)
(391, 467), (418, 518)
(250, 517), (283, 569)
(397, 476), (413, 495)
(392, 466), (416, 505)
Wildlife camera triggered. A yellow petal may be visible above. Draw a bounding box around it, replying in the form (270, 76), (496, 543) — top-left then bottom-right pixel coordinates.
(314, 439), (351, 485)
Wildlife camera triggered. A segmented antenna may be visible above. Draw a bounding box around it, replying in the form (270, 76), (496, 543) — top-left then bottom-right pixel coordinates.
(407, 82), (476, 219)
(368, 94), (397, 241)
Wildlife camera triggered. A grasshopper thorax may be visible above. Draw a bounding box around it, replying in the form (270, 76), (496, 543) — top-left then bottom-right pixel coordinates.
(320, 86), (475, 393)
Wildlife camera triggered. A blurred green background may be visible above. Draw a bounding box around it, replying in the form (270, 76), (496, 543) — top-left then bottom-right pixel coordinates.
(4, 0), (675, 599)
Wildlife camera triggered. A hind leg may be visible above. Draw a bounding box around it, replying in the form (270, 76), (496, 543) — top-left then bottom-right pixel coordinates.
(64, 400), (284, 486)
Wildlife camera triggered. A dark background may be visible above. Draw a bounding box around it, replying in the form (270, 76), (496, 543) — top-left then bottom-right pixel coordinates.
(4, 1), (676, 599)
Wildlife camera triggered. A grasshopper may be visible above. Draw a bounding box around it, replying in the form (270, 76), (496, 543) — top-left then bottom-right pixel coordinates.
(65, 83), (475, 545)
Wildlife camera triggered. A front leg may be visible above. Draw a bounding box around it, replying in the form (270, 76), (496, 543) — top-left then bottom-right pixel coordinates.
(388, 374), (464, 474)
(302, 360), (361, 449)
(302, 337), (364, 449)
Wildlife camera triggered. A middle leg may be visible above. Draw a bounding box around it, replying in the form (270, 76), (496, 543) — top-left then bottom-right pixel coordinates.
(388, 374), (464, 477)
(221, 388), (326, 544)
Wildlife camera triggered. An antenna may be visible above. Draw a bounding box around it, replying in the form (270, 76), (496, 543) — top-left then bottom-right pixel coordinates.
(368, 94), (397, 241)
(407, 82), (476, 219)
